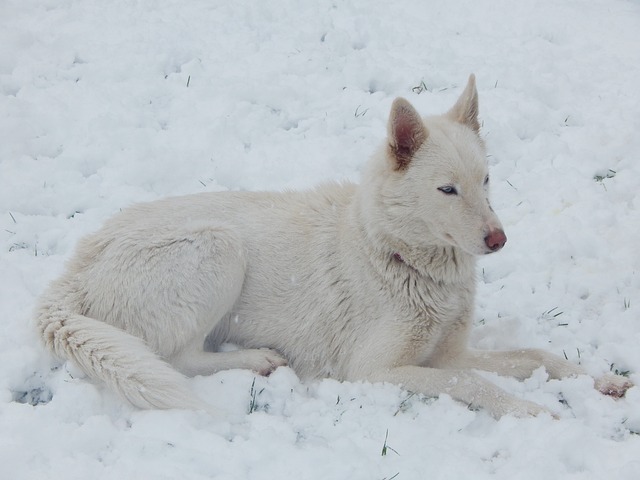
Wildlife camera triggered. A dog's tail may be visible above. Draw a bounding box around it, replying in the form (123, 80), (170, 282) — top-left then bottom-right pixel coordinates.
(36, 302), (206, 411)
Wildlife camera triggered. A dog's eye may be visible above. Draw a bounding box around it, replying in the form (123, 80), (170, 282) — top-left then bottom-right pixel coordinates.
(438, 185), (458, 195)
(484, 175), (490, 186)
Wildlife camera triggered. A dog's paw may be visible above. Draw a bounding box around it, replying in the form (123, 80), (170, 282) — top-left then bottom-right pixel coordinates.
(245, 348), (288, 376)
(595, 374), (633, 398)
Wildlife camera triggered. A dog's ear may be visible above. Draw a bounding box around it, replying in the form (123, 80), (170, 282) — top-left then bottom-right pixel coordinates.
(448, 74), (480, 133)
(387, 98), (428, 170)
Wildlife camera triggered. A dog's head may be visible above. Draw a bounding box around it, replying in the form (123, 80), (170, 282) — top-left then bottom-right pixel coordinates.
(373, 74), (506, 256)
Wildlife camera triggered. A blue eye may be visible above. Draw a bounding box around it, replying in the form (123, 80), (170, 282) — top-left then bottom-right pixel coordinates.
(438, 185), (458, 195)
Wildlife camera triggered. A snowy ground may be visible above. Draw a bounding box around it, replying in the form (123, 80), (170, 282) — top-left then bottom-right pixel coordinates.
(2, 0), (640, 478)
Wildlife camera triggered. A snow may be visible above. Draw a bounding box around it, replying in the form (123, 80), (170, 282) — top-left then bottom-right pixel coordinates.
(1, 0), (640, 478)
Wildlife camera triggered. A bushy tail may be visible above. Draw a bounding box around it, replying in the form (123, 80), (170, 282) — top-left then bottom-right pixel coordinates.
(37, 306), (206, 411)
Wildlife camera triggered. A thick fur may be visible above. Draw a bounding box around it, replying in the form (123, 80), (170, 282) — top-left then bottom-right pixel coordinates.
(36, 75), (631, 417)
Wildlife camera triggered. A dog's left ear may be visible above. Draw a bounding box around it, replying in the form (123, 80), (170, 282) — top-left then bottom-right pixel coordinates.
(448, 74), (480, 133)
(387, 98), (428, 171)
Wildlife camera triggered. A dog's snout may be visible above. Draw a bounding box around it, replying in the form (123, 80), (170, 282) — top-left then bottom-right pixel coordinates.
(485, 229), (507, 252)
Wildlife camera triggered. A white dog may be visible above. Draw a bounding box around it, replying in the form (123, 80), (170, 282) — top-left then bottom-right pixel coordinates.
(37, 75), (631, 417)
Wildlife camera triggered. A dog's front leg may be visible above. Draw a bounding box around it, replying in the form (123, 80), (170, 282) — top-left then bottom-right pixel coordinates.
(452, 349), (633, 398)
(368, 365), (549, 418)
(455, 348), (585, 379)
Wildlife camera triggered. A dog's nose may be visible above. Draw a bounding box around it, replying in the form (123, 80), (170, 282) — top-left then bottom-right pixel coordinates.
(485, 229), (507, 252)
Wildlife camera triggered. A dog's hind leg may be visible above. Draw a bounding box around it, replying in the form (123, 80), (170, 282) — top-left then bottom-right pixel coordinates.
(171, 343), (287, 377)
(141, 226), (287, 378)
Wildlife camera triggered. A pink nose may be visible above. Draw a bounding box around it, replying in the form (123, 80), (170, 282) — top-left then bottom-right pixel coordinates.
(485, 229), (507, 252)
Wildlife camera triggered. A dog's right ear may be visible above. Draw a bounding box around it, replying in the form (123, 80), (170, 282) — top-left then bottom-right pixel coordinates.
(447, 74), (480, 133)
(387, 98), (428, 171)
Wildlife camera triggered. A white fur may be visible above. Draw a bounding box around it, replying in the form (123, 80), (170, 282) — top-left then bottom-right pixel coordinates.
(36, 75), (631, 417)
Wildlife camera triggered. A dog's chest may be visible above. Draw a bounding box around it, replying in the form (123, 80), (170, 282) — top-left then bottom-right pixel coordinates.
(387, 268), (475, 363)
